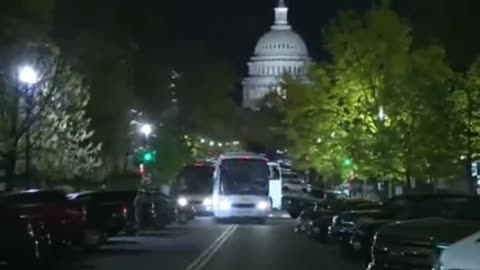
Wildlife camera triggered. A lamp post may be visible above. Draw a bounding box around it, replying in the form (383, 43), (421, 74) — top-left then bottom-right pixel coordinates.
(140, 123), (152, 143)
(18, 65), (39, 187)
(139, 123), (153, 184)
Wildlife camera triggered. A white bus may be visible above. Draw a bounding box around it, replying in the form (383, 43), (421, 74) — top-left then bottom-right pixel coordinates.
(212, 153), (271, 223)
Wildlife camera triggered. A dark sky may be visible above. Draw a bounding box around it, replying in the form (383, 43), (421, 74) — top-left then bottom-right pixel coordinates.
(56, 0), (480, 71)
(57, 0), (372, 71)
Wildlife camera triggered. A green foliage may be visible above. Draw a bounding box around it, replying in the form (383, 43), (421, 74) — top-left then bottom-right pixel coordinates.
(153, 124), (193, 183)
(0, 44), (102, 183)
(280, 2), (464, 185)
(60, 33), (134, 176)
(27, 50), (101, 181)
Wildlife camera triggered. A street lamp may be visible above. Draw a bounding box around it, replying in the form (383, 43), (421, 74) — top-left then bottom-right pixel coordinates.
(18, 66), (39, 85)
(18, 65), (38, 187)
(140, 123), (152, 138)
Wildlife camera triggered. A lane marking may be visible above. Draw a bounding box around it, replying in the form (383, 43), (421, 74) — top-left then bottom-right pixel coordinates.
(185, 224), (238, 270)
(192, 225), (237, 270)
(185, 225), (236, 270)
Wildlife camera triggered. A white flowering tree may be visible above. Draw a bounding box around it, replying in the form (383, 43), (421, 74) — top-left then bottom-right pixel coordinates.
(28, 56), (102, 181)
(0, 45), (102, 188)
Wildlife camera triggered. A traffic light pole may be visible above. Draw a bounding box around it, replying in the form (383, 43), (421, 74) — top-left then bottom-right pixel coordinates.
(141, 135), (155, 186)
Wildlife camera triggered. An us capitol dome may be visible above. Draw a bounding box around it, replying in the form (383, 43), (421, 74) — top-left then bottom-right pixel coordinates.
(242, 0), (310, 109)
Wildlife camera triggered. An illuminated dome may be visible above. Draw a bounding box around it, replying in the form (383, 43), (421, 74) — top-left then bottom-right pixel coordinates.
(254, 30), (309, 58)
(242, 0), (310, 109)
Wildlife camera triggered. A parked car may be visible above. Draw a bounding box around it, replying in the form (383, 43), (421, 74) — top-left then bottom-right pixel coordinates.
(3, 190), (85, 249)
(295, 199), (375, 234)
(367, 196), (480, 270)
(282, 178), (309, 193)
(0, 201), (52, 267)
(305, 199), (381, 241)
(283, 189), (343, 219)
(434, 230), (480, 270)
(330, 193), (464, 245)
(148, 190), (181, 226)
(342, 193), (473, 262)
(68, 191), (137, 247)
(100, 189), (177, 231)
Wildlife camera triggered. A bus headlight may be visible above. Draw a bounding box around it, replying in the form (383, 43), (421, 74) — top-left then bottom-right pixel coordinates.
(177, 197), (188, 207)
(256, 201), (270, 210)
(219, 200), (231, 210)
(203, 197), (212, 206)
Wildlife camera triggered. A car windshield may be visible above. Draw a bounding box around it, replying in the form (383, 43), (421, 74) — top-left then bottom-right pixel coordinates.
(220, 158), (269, 195)
(175, 165), (214, 194)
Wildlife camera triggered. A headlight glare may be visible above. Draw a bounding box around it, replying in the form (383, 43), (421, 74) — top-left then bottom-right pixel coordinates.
(203, 197), (212, 206)
(257, 201), (270, 210)
(177, 197), (188, 207)
(219, 200), (231, 210)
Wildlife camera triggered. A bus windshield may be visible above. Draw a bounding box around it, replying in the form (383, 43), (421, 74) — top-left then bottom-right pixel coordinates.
(175, 165), (214, 194)
(220, 159), (269, 196)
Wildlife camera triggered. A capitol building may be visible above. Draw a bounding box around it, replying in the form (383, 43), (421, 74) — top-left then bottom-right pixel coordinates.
(242, 0), (310, 109)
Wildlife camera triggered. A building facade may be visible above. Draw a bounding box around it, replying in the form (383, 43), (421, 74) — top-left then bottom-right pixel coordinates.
(242, 0), (310, 109)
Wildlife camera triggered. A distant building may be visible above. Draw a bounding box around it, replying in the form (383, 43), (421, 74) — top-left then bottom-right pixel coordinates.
(242, 0), (310, 109)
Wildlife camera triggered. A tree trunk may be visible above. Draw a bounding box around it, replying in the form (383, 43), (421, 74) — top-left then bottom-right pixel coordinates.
(5, 94), (20, 192)
(405, 168), (412, 191)
(466, 160), (477, 194)
(4, 151), (17, 191)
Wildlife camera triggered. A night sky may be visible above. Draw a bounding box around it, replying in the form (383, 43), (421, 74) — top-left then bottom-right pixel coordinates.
(56, 0), (372, 71)
(56, 0), (480, 72)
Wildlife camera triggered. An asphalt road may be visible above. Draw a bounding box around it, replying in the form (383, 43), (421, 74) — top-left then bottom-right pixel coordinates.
(61, 217), (361, 270)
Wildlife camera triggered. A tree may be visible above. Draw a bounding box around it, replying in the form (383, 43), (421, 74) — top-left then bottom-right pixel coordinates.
(0, 44), (102, 189)
(451, 59), (480, 192)
(281, 1), (460, 187)
(153, 124), (192, 184)
(57, 32), (135, 178)
(29, 53), (102, 183)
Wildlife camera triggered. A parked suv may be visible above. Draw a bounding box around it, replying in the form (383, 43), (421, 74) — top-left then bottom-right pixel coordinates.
(68, 191), (136, 247)
(3, 190), (85, 248)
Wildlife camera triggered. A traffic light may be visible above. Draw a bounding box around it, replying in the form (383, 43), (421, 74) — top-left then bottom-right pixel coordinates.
(344, 159), (353, 167)
(142, 150), (156, 163)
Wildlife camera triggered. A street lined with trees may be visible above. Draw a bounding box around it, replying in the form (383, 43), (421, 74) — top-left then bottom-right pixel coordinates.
(273, 2), (480, 193)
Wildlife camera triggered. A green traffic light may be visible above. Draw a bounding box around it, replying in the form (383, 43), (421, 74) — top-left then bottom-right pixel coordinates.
(143, 152), (154, 162)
